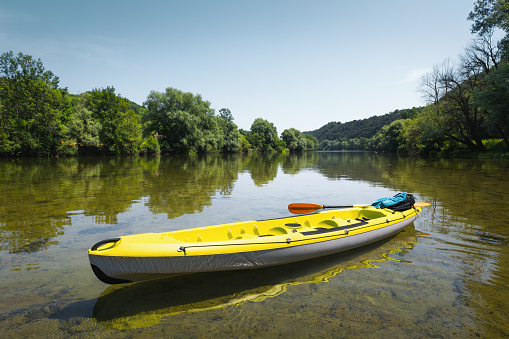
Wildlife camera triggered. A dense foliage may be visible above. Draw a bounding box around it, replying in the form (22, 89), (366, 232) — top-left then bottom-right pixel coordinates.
(307, 109), (414, 141)
(0, 1), (507, 157)
(306, 0), (509, 157)
(0, 51), (71, 156)
(0, 54), (307, 156)
(307, 108), (419, 151)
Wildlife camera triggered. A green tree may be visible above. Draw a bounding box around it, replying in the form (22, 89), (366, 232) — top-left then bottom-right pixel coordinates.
(0, 51), (70, 156)
(401, 104), (453, 155)
(249, 118), (282, 152)
(140, 134), (160, 154)
(348, 137), (368, 150)
(319, 139), (331, 150)
(468, 0), (509, 34)
(419, 60), (488, 151)
(143, 88), (220, 153)
(474, 61), (509, 148)
(218, 109), (240, 152)
(68, 107), (102, 152)
(281, 128), (307, 152)
(239, 134), (251, 152)
(305, 134), (319, 150)
(219, 108), (234, 123)
(117, 109), (143, 154)
(87, 87), (132, 154)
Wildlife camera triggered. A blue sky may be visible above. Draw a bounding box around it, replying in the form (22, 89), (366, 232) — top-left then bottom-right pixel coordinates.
(2, 1), (479, 133)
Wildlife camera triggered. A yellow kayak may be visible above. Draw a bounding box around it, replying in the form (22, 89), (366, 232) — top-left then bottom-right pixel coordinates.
(88, 202), (423, 284)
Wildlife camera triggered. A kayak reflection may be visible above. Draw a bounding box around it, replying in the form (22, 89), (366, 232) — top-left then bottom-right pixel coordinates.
(93, 226), (419, 330)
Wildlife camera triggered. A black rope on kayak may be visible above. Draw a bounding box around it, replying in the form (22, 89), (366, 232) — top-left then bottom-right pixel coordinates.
(174, 209), (419, 253)
(177, 238), (301, 252)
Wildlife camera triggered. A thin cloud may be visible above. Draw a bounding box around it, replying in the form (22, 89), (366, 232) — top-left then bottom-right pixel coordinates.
(394, 68), (431, 84)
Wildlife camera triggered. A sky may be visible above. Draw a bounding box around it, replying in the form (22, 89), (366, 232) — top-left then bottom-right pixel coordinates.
(1, 0), (481, 133)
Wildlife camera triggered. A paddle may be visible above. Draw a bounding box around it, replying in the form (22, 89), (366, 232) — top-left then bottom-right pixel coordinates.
(288, 202), (431, 214)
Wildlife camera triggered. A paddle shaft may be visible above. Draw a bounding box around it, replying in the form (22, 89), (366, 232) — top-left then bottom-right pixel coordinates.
(322, 205), (366, 209)
(288, 202), (430, 214)
(288, 203), (367, 214)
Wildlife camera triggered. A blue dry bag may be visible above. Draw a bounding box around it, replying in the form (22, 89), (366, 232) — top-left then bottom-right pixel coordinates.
(371, 192), (415, 211)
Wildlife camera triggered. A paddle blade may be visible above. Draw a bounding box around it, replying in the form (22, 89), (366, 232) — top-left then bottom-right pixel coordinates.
(288, 203), (323, 214)
(414, 202), (431, 207)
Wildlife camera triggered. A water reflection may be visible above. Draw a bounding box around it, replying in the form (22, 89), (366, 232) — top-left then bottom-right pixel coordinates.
(1, 153), (509, 337)
(92, 227), (418, 329)
(1, 153), (508, 256)
(243, 153), (285, 186)
(1, 155), (247, 253)
(0, 153), (327, 254)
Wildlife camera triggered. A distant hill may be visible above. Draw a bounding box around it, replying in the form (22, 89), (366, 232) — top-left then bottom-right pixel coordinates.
(305, 108), (419, 141)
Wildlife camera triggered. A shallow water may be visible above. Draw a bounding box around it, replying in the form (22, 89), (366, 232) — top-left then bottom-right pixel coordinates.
(0, 153), (508, 337)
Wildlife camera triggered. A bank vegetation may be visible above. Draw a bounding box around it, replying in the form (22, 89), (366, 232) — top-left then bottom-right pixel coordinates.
(1, 0), (507, 158)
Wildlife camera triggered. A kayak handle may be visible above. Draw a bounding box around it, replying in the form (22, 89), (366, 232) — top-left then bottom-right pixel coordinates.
(91, 238), (120, 251)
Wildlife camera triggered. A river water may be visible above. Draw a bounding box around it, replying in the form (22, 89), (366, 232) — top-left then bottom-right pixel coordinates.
(0, 152), (508, 338)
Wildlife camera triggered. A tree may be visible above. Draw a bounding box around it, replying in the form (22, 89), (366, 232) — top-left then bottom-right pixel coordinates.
(419, 58), (489, 151)
(305, 134), (319, 150)
(281, 128), (307, 152)
(143, 88), (220, 153)
(117, 109), (142, 154)
(219, 108), (233, 123)
(87, 87), (129, 154)
(249, 118), (281, 152)
(468, 0), (509, 34)
(319, 140), (331, 150)
(0, 51), (69, 156)
(474, 61), (509, 148)
(217, 108), (240, 152)
(238, 134), (251, 152)
(140, 134), (160, 154)
(368, 121), (397, 152)
(417, 27), (509, 153)
(220, 120), (241, 153)
(68, 107), (102, 152)
(462, 32), (503, 73)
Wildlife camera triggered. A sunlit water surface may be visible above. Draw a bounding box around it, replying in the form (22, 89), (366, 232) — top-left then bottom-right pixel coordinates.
(1, 153), (508, 337)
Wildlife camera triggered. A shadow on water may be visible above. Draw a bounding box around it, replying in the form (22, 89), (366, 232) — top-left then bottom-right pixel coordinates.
(90, 226), (419, 330)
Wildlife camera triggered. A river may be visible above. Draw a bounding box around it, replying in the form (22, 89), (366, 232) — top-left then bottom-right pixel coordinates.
(1, 152), (508, 337)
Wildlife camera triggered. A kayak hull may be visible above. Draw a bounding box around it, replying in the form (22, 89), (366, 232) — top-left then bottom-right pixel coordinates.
(88, 206), (421, 284)
(89, 211), (417, 283)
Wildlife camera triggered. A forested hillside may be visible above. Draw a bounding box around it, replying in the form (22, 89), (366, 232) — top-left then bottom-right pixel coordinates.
(306, 108), (418, 141)
(303, 0), (509, 157)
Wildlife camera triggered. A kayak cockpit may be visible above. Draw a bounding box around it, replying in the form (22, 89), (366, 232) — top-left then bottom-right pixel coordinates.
(160, 207), (391, 244)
